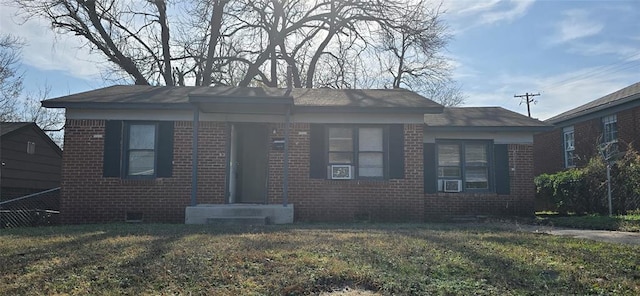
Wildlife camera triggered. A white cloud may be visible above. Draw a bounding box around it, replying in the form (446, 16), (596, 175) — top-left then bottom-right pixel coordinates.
(548, 9), (603, 45)
(0, 6), (105, 80)
(442, 0), (502, 15)
(442, 0), (535, 34)
(478, 0), (535, 25)
(567, 42), (640, 61)
(461, 67), (639, 120)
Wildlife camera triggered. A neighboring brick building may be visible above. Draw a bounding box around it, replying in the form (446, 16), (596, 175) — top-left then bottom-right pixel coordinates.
(43, 86), (548, 224)
(534, 82), (640, 176)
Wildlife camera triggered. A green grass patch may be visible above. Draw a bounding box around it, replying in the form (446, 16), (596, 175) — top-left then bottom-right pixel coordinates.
(537, 212), (640, 232)
(1, 223), (639, 295)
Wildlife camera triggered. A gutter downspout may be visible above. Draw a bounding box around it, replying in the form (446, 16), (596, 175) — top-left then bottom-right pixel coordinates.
(282, 106), (291, 207)
(191, 106), (200, 206)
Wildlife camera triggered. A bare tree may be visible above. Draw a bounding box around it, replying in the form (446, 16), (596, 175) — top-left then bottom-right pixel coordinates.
(422, 79), (466, 107)
(8, 0), (462, 102)
(0, 34), (64, 144)
(376, 1), (449, 88)
(0, 34), (24, 121)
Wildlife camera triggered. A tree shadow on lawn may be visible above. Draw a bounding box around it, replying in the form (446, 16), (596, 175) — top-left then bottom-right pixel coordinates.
(2, 223), (635, 295)
(394, 230), (598, 294)
(0, 224), (202, 295)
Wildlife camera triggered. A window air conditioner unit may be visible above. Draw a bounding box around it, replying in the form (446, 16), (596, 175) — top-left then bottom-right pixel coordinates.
(331, 165), (352, 180)
(443, 180), (462, 193)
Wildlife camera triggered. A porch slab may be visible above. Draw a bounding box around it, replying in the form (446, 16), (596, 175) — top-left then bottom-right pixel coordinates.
(206, 216), (268, 225)
(185, 204), (294, 225)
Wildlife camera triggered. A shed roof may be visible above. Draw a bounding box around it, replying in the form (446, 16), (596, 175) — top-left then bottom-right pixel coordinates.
(424, 107), (551, 132)
(1, 122), (33, 137)
(0, 122), (62, 155)
(546, 81), (640, 124)
(42, 85), (443, 113)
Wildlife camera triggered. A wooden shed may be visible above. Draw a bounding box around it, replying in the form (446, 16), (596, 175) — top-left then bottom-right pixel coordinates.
(1, 122), (62, 200)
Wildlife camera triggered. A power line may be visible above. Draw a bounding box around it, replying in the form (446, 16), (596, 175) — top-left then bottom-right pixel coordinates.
(542, 52), (640, 92)
(514, 92), (540, 118)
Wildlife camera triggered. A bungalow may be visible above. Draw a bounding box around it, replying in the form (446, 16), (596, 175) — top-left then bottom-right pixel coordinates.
(534, 81), (640, 175)
(42, 86), (549, 224)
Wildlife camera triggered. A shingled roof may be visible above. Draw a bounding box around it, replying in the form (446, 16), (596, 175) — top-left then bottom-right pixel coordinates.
(424, 107), (550, 132)
(546, 81), (640, 124)
(1, 122), (33, 136)
(42, 85), (443, 113)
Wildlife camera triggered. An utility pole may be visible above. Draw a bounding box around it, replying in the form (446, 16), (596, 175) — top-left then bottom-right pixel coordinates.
(514, 92), (540, 117)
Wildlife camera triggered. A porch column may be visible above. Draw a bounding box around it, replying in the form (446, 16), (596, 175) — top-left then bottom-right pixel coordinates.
(282, 106), (291, 207)
(191, 107), (200, 206)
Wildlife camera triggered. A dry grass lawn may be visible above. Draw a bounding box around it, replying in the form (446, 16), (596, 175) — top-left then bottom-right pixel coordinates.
(1, 223), (639, 295)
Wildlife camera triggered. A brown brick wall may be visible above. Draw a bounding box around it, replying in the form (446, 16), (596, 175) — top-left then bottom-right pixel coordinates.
(61, 119), (535, 223)
(60, 120), (227, 224)
(534, 105), (640, 175)
(424, 144), (535, 219)
(267, 123), (425, 222)
(618, 105), (640, 149)
(573, 119), (601, 166)
(533, 128), (563, 175)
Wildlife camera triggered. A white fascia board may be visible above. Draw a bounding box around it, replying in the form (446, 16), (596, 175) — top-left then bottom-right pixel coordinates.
(67, 109), (426, 124)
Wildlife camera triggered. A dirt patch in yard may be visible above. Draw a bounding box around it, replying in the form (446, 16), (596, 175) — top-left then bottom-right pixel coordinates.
(320, 287), (380, 296)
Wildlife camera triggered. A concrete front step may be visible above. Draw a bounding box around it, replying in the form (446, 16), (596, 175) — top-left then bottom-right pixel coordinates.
(185, 204), (294, 225)
(206, 216), (268, 225)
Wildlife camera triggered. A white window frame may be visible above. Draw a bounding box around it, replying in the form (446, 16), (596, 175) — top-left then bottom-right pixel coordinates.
(436, 141), (492, 192)
(125, 123), (158, 178)
(563, 126), (575, 168)
(602, 114), (618, 144)
(327, 126), (387, 179)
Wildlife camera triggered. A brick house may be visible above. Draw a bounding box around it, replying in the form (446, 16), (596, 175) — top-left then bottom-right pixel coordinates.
(43, 86), (548, 224)
(534, 81), (640, 176)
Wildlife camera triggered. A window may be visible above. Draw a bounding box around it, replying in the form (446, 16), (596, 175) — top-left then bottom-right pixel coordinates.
(563, 126), (575, 168)
(126, 124), (157, 176)
(437, 141), (491, 191)
(602, 114), (618, 143)
(27, 141), (36, 155)
(600, 115), (619, 160)
(309, 124), (404, 180)
(103, 120), (174, 178)
(327, 126), (385, 179)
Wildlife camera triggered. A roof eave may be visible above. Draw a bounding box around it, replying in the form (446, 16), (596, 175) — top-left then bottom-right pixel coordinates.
(424, 125), (553, 133)
(546, 96), (640, 126)
(41, 101), (193, 110)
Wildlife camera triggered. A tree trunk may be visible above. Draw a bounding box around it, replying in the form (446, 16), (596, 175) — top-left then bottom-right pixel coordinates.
(201, 0), (226, 86)
(154, 0), (174, 86)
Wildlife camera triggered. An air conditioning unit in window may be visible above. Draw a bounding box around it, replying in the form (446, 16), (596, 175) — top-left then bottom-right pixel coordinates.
(330, 165), (352, 180)
(443, 180), (462, 193)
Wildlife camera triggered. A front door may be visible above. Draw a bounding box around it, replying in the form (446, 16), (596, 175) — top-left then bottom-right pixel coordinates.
(229, 123), (268, 203)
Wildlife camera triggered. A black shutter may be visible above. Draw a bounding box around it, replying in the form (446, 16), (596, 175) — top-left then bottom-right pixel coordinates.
(156, 121), (174, 177)
(103, 120), (123, 177)
(424, 143), (437, 193)
(494, 144), (510, 195)
(388, 124), (405, 179)
(309, 124), (326, 178)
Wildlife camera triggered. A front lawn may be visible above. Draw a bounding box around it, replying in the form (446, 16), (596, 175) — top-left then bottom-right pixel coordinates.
(536, 212), (640, 232)
(1, 223), (638, 295)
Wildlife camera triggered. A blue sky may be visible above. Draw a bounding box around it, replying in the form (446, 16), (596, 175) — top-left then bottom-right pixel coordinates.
(1, 0), (639, 120)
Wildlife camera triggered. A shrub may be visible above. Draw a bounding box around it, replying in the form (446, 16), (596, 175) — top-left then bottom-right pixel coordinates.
(535, 145), (640, 215)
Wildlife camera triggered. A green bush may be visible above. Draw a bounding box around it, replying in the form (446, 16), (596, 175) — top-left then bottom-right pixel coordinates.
(535, 145), (640, 215)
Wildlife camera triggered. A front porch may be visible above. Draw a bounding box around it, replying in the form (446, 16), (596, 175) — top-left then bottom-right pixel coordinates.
(186, 89), (295, 225)
(185, 204), (294, 225)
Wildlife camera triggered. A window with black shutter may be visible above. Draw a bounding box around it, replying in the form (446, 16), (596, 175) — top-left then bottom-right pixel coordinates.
(103, 120), (174, 178)
(309, 124), (405, 180)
